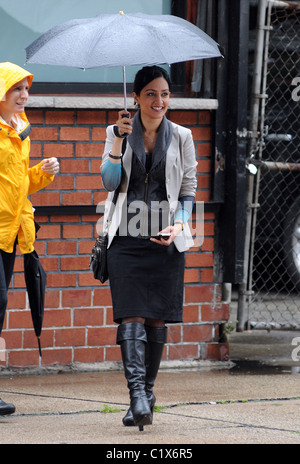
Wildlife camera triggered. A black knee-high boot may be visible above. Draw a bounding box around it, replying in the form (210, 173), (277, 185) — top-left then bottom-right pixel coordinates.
(117, 322), (152, 430)
(122, 325), (167, 427)
(0, 398), (15, 416)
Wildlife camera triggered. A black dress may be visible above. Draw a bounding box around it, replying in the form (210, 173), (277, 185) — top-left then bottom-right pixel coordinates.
(107, 152), (185, 324)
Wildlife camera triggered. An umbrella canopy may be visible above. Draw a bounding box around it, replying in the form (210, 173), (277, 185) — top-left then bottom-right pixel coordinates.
(25, 11), (222, 109)
(24, 250), (46, 357)
(26, 11), (221, 68)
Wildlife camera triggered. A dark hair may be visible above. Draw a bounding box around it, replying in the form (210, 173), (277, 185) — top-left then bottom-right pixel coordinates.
(133, 65), (172, 95)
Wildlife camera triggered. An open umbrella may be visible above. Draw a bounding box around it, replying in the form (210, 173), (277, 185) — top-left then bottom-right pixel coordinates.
(24, 250), (46, 357)
(25, 11), (222, 110)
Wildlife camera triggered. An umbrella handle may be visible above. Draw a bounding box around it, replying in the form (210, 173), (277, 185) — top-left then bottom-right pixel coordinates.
(122, 66), (127, 112)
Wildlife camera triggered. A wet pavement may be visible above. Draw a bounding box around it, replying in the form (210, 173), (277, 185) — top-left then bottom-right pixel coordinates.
(0, 326), (300, 446)
(0, 367), (299, 445)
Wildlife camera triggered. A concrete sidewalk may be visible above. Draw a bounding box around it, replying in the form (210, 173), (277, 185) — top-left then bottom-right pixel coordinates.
(0, 356), (299, 445)
(1, 318), (300, 445)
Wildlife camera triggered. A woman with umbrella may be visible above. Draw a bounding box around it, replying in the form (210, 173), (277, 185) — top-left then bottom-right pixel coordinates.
(0, 62), (59, 415)
(101, 65), (197, 430)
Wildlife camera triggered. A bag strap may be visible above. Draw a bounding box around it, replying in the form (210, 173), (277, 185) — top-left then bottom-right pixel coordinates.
(111, 136), (127, 205)
(105, 137), (127, 233)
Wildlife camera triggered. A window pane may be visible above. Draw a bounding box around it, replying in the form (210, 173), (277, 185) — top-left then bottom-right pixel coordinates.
(0, 0), (171, 83)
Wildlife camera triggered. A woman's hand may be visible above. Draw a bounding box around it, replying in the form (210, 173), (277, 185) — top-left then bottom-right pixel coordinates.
(150, 223), (183, 246)
(115, 110), (133, 137)
(41, 157), (59, 175)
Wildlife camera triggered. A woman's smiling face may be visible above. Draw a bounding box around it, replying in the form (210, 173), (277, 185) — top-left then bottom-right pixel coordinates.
(0, 78), (29, 121)
(133, 76), (170, 122)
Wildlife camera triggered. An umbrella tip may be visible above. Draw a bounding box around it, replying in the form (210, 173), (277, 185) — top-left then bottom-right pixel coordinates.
(119, 10), (125, 15)
(38, 337), (42, 358)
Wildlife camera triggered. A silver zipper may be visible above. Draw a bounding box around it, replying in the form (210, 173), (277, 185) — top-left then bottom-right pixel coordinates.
(142, 172), (149, 237)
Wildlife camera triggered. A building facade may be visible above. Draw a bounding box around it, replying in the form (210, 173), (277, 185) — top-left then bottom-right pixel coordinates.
(1, 0), (251, 369)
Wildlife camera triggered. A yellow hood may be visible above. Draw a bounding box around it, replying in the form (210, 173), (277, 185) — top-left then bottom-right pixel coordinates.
(0, 62), (33, 101)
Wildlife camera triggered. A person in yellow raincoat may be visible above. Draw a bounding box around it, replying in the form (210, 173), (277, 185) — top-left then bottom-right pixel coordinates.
(0, 62), (59, 415)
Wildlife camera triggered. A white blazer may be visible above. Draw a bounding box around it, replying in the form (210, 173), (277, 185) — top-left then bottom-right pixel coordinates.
(101, 121), (198, 252)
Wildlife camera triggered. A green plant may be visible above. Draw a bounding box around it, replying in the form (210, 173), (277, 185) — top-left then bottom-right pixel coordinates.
(99, 404), (121, 413)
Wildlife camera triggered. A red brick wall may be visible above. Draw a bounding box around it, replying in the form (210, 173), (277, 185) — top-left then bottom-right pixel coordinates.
(0, 108), (229, 369)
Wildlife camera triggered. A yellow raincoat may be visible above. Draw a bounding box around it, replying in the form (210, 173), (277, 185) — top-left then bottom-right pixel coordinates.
(0, 62), (54, 254)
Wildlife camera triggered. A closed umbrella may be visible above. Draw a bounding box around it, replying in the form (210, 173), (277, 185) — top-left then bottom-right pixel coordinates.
(25, 11), (222, 110)
(24, 250), (46, 357)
